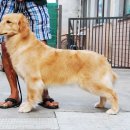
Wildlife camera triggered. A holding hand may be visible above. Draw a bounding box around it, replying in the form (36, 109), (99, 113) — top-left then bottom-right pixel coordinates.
(17, 0), (24, 2)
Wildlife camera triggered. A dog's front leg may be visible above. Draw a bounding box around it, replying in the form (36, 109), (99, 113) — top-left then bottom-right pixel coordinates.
(19, 78), (44, 113)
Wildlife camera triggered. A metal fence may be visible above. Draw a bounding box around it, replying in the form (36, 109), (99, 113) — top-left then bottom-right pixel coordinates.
(68, 17), (130, 68)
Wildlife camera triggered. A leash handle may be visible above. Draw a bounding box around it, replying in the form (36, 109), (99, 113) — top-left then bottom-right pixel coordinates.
(14, 0), (25, 13)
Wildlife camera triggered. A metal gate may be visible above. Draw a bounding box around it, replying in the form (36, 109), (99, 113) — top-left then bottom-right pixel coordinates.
(68, 17), (130, 68)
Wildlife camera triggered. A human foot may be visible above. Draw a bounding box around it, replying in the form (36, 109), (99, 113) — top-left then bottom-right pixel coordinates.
(39, 98), (59, 109)
(0, 95), (20, 109)
(0, 98), (21, 109)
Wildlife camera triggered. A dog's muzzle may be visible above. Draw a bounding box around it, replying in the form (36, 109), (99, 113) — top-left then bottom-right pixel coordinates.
(0, 33), (7, 35)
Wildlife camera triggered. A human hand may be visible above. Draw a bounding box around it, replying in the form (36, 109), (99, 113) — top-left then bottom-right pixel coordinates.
(17, 0), (25, 2)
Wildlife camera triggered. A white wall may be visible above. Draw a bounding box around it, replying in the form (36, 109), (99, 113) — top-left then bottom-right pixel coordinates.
(89, 0), (97, 17)
(110, 0), (123, 17)
(58, 0), (81, 34)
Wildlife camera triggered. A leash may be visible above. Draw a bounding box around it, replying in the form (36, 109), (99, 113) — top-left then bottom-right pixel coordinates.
(13, 0), (26, 105)
(16, 75), (22, 105)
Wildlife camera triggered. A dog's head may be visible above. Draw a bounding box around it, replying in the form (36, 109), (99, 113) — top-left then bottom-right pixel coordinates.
(0, 13), (29, 37)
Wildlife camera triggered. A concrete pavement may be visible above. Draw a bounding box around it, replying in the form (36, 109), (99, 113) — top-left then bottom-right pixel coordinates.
(0, 69), (130, 130)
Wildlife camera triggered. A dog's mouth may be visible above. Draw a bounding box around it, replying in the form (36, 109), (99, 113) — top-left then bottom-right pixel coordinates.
(0, 32), (17, 37)
(0, 33), (7, 35)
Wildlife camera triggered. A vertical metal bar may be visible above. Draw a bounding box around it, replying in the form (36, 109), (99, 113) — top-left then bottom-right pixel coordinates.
(101, 18), (104, 54)
(110, 18), (114, 67)
(94, 18), (97, 52)
(79, 19), (82, 49)
(128, 23), (130, 67)
(97, 19), (101, 53)
(114, 18), (118, 67)
(124, 19), (128, 67)
(104, 18), (107, 57)
(102, 0), (105, 17)
(97, 0), (99, 17)
(68, 19), (71, 48)
(121, 18), (125, 67)
(82, 19), (85, 50)
(75, 20), (78, 48)
(107, 18), (110, 62)
(57, 5), (62, 49)
(118, 18), (121, 67)
(79, 19), (82, 50)
(123, 0), (126, 15)
(85, 19), (87, 50)
(88, 19), (91, 50)
(72, 19), (75, 47)
(91, 19), (94, 51)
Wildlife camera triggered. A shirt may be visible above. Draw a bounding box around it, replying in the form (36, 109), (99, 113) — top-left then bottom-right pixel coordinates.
(26, 0), (47, 6)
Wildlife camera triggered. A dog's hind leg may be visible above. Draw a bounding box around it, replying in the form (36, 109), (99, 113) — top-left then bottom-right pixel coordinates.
(95, 97), (106, 108)
(93, 83), (119, 115)
(19, 78), (44, 113)
(80, 81), (119, 115)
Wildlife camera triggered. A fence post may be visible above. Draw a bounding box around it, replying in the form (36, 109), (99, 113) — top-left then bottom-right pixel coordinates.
(57, 5), (62, 49)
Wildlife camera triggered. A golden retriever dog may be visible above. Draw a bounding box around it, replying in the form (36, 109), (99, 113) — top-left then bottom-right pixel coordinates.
(0, 13), (119, 114)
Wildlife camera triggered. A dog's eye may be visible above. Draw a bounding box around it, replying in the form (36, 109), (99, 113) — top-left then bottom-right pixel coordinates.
(6, 20), (12, 24)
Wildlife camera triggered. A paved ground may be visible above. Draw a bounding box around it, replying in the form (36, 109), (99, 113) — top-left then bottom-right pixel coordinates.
(0, 69), (130, 130)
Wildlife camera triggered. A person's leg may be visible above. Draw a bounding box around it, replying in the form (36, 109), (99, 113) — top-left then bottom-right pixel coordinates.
(38, 41), (59, 109)
(0, 0), (20, 108)
(25, 2), (59, 109)
(0, 43), (20, 108)
(40, 89), (59, 109)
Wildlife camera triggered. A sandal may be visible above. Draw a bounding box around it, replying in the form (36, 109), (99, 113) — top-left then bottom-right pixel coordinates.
(38, 98), (59, 109)
(0, 98), (21, 109)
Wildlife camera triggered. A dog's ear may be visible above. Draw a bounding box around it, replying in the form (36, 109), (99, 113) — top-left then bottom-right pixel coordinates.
(18, 14), (29, 38)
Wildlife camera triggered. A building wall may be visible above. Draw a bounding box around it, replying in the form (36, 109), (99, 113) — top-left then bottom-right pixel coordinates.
(81, 0), (126, 17)
(58, 0), (81, 34)
(110, 0), (120, 16)
(58, 0), (126, 35)
(58, 0), (128, 38)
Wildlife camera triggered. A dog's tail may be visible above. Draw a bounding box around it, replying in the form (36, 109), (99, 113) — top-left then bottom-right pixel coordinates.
(112, 71), (118, 84)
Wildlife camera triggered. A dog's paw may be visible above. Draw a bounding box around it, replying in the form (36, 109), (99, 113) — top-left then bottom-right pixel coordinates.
(106, 109), (118, 115)
(94, 102), (104, 108)
(18, 102), (33, 113)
